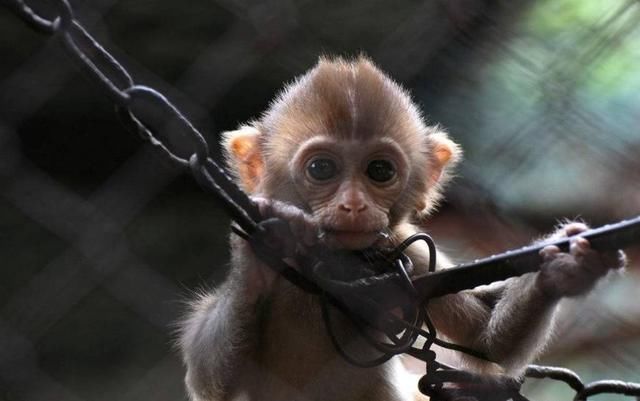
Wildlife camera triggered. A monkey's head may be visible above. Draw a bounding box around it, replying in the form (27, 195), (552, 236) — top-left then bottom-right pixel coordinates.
(223, 57), (460, 250)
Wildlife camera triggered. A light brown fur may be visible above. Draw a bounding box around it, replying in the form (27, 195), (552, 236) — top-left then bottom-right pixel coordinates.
(179, 57), (624, 401)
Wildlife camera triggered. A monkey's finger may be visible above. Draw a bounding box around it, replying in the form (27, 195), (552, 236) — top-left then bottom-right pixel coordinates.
(563, 222), (589, 236)
(616, 250), (627, 269)
(540, 245), (560, 261)
(569, 237), (618, 278)
(569, 237), (598, 268)
(251, 197), (318, 245)
(289, 213), (319, 248)
(251, 196), (272, 218)
(569, 237), (590, 256)
(296, 211), (319, 247)
(253, 197), (295, 219)
(600, 249), (627, 270)
(302, 220), (320, 247)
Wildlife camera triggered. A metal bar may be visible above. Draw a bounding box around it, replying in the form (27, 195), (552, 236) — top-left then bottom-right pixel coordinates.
(412, 215), (640, 300)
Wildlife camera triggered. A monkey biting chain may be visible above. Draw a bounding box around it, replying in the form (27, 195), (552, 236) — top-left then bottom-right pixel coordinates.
(5, 1), (640, 400)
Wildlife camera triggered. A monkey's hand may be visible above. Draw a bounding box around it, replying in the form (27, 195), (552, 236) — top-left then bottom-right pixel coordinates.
(536, 222), (626, 299)
(235, 198), (320, 298)
(252, 197), (320, 258)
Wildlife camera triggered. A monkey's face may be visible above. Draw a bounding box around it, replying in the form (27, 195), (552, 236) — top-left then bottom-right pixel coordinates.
(289, 135), (412, 250)
(223, 59), (461, 251)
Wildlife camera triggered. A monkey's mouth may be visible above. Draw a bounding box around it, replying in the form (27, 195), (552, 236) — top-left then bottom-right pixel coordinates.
(321, 228), (385, 250)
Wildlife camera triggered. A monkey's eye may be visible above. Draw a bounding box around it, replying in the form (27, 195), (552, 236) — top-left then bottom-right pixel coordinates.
(366, 160), (396, 183)
(307, 158), (338, 181)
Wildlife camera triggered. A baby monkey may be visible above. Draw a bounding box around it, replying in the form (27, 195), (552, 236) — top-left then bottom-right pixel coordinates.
(179, 57), (624, 401)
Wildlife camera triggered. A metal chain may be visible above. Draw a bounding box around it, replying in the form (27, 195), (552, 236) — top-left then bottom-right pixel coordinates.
(526, 365), (640, 401)
(4, 0), (262, 236)
(4, 1), (640, 400)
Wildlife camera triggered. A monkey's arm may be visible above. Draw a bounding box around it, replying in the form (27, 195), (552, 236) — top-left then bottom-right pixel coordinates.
(428, 276), (556, 374)
(399, 222), (622, 375)
(404, 240), (555, 374)
(179, 237), (271, 400)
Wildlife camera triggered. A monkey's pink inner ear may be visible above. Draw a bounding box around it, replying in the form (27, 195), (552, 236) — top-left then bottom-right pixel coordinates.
(428, 133), (461, 184)
(434, 145), (453, 166)
(224, 127), (264, 193)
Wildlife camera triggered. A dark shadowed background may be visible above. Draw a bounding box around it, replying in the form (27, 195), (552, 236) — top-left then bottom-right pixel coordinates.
(1, 0), (639, 400)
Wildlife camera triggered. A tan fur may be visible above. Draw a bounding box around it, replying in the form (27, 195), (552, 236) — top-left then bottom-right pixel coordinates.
(179, 57), (621, 401)
(236, 56), (459, 215)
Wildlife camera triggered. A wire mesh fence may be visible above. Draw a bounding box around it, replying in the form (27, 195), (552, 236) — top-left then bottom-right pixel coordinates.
(1, 1), (639, 400)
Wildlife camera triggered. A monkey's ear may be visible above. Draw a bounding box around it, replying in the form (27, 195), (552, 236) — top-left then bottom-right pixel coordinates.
(428, 130), (461, 185)
(222, 126), (264, 193)
(416, 130), (462, 214)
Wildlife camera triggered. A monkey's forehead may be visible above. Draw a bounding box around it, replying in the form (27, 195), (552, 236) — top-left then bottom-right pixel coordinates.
(259, 58), (429, 144)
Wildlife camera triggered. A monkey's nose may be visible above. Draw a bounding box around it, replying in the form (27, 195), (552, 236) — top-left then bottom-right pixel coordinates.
(338, 203), (368, 214)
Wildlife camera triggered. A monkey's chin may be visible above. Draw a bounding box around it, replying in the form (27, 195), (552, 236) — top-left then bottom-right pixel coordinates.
(324, 230), (382, 250)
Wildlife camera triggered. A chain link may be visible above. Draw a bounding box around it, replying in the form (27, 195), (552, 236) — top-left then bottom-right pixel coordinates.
(4, 1), (640, 400)
(526, 365), (640, 401)
(4, 0), (261, 234)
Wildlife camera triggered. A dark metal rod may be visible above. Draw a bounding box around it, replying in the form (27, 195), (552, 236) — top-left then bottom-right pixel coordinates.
(412, 215), (640, 300)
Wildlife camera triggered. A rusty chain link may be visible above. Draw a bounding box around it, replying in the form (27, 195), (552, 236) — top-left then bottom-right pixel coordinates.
(526, 365), (640, 401)
(3, 0), (262, 237)
(4, 1), (640, 400)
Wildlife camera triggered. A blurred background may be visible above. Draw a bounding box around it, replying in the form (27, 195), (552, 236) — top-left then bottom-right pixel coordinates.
(1, 0), (639, 400)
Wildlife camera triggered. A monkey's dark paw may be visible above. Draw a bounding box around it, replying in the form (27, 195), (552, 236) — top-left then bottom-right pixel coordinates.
(536, 226), (626, 298)
(252, 197), (320, 255)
